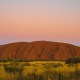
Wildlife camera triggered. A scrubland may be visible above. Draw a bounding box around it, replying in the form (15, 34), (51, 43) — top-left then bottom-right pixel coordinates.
(0, 61), (80, 80)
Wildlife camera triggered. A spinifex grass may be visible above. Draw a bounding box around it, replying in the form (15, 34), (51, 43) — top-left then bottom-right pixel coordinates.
(0, 61), (80, 80)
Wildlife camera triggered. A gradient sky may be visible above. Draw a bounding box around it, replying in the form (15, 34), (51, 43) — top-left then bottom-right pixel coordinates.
(0, 0), (80, 46)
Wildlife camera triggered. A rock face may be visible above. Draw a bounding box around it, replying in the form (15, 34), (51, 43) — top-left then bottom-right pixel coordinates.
(0, 41), (80, 60)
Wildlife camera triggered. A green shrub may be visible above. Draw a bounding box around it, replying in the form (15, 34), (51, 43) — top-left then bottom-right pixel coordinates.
(65, 57), (80, 64)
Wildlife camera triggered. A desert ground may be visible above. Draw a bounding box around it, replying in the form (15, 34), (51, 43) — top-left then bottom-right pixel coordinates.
(0, 60), (80, 80)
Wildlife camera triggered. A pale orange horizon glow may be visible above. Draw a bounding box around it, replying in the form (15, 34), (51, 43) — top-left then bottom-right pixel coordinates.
(0, 0), (80, 46)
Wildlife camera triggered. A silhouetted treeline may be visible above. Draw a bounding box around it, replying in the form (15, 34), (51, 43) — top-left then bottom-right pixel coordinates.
(0, 58), (64, 62)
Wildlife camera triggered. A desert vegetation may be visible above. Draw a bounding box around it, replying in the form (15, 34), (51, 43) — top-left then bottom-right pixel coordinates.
(0, 58), (80, 80)
(65, 57), (80, 64)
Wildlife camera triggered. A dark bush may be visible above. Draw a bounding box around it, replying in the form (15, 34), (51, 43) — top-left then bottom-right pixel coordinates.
(65, 57), (80, 64)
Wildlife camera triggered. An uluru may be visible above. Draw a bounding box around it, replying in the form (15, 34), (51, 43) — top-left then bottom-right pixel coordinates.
(0, 41), (80, 60)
